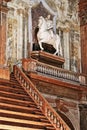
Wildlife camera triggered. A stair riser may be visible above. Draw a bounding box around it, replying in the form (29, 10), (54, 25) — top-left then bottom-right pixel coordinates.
(0, 86), (27, 95)
(0, 91), (32, 101)
(0, 98), (39, 108)
(0, 105), (43, 115)
(0, 82), (22, 89)
(0, 124), (45, 130)
(0, 120), (47, 129)
(0, 112), (50, 123)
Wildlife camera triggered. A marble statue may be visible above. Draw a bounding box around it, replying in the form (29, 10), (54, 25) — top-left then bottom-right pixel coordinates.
(45, 15), (54, 38)
(37, 16), (62, 56)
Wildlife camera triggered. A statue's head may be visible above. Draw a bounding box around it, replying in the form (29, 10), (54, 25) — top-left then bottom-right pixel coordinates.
(38, 16), (44, 27)
(47, 15), (51, 20)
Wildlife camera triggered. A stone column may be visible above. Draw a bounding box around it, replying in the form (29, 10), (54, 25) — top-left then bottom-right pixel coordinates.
(63, 28), (70, 70)
(17, 9), (23, 60)
(79, 0), (87, 75)
(28, 5), (32, 54)
(24, 11), (28, 58)
(24, 17), (28, 58)
(0, 1), (10, 80)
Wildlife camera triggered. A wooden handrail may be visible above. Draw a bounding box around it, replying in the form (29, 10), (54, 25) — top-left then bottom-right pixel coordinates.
(13, 65), (71, 130)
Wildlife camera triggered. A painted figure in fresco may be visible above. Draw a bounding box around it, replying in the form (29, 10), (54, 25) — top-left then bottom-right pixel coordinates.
(37, 16), (62, 56)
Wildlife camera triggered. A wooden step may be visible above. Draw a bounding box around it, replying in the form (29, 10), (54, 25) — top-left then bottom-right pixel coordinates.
(0, 90), (33, 101)
(0, 124), (44, 130)
(0, 110), (50, 123)
(0, 79), (22, 89)
(0, 124), (55, 130)
(0, 109), (47, 120)
(0, 102), (43, 115)
(0, 85), (28, 95)
(0, 117), (54, 129)
(0, 96), (37, 108)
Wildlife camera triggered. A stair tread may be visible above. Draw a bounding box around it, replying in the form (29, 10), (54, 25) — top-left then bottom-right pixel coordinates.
(0, 124), (45, 130)
(0, 102), (41, 111)
(0, 89), (28, 96)
(0, 112), (50, 123)
(0, 102), (43, 116)
(0, 96), (36, 107)
(0, 91), (32, 101)
(0, 79), (22, 88)
(0, 109), (46, 119)
(0, 117), (53, 127)
(0, 85), (27, 95)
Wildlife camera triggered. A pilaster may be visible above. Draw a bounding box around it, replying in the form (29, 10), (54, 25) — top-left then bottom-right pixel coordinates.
(17, 9), (23, 60)
(0, 1), (10, 80)
(79, 0), (87, 75)
(63, 28), (70, 70)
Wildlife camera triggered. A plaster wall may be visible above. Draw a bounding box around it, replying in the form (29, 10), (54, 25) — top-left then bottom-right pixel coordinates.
(6, 0), (81, 72)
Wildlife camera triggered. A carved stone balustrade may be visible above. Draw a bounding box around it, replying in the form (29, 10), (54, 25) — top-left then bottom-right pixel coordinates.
(22, 58), (86, 85)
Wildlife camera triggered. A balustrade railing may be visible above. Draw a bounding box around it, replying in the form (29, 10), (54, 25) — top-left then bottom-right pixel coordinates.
(14, 65), (71, 130)
(23, 59), (80, 83)
(36, 62), (79, 82)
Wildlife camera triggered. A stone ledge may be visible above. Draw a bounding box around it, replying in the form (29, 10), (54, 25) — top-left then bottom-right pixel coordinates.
(31, 51), (65, 68)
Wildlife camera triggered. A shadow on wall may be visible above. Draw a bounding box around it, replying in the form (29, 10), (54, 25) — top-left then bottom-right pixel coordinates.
(33, 42), (56, 54)
(57, 110), (75, 130)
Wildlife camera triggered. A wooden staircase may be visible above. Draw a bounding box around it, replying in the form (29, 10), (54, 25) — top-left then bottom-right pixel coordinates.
(0, 73), (55, 130)
(0, 66), (71, 130)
